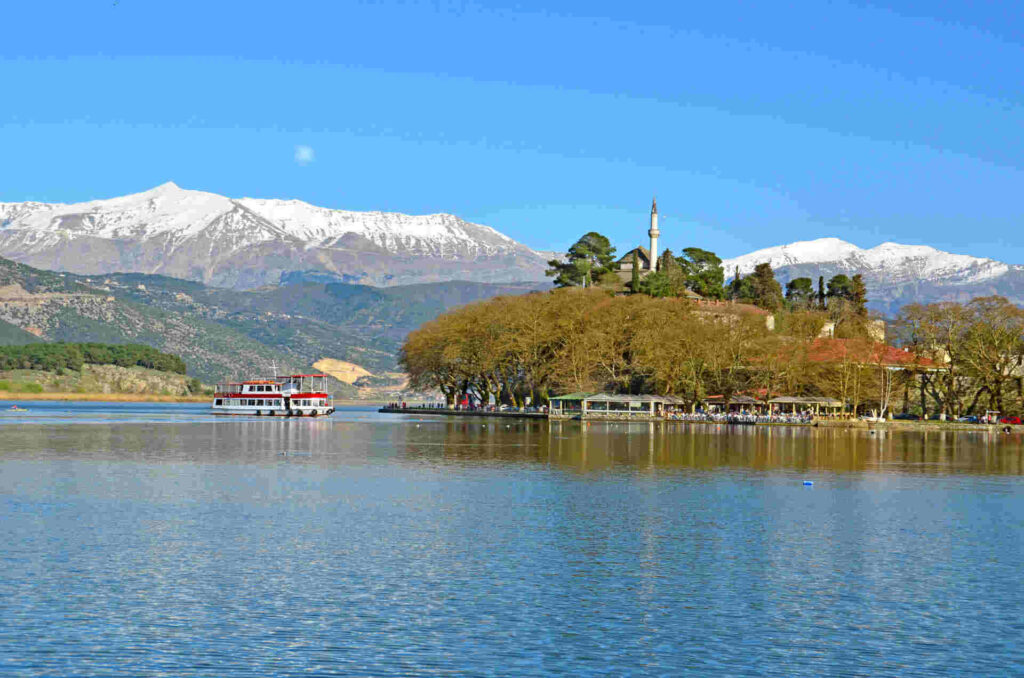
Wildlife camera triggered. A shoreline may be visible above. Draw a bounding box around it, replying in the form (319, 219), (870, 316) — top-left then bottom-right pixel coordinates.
(0, 391), (210, 403)
(0, 392), (390, 405)
(379, 406), (546, 419)
(380, 407), (1024, 432)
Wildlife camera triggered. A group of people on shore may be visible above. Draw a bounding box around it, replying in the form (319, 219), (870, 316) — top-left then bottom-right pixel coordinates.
(386, 402), (550, 413)
(665, 410), (814, 424)
(388, 400), (823, 424)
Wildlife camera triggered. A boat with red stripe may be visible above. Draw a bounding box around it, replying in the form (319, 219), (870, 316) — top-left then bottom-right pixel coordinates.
(212, 374), (335, 416)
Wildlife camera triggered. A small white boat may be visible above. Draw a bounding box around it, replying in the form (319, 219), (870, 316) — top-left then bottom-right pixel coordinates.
(212, 374), (334, 417)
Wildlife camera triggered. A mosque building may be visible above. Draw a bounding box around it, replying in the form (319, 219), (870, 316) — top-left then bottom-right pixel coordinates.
(614, 197), (660, 282)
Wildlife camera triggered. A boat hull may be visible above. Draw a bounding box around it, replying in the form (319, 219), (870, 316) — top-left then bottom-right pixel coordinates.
(211, 405), (335, 416)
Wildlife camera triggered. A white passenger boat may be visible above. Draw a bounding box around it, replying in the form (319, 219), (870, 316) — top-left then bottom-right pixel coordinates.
(212, 374), (335, 416)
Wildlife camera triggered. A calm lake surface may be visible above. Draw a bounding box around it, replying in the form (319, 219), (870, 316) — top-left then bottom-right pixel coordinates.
(2, 402), (1023, 676)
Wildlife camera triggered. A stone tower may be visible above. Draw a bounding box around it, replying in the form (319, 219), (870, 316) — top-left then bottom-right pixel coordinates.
(648, 197), (659, 270)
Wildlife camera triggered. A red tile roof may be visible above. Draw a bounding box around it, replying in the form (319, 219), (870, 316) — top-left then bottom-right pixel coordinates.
(805, 338), (939, 368)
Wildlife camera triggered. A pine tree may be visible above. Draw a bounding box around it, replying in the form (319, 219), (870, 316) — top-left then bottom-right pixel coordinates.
(750, 263), (784, 311)
(785, 277), (814, 308)
(730, 266), (742, 300)
(850, 274), (868, 316)
(545, 232), (617, 287)
(680, 248), (726, 299)
(817, 276), (826, 309)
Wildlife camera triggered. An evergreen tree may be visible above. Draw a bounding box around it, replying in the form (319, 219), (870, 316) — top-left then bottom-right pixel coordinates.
(785, 277), (815, 308)
(827, 274), (854, 300)
(638, 271), (673, 298)
(750, 263), (783, 311)
(630, 251), (640, 293)
(817, 276), (826, 309)
(545, 232), (617, 287)
(658, 248), (679, 274)
(850, 274), (868, 316)
(730, 266), (743, 300)
(679, 247), (726, 299)
(657, 249), (688, 297)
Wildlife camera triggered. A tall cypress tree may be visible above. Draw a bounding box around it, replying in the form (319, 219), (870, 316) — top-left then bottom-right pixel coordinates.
(630, 251), (640, 293)
(817, 275), (826, 309)
(850, 274), (868, 316)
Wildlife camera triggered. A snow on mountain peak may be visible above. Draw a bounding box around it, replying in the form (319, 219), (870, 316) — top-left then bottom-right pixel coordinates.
(722, 237), (1010, 284)
(0, 183), (536, 260)
(721, 238), (862, 273)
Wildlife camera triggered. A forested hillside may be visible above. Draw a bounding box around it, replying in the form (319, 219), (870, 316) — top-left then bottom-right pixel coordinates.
(0, 255), (548, 386)
(0, 318), (43, 345)
(0, 343), (185, 374)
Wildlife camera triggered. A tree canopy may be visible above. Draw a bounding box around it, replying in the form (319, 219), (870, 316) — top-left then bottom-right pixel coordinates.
(402, 284), (1024, 418)
(0, 342), (187, 375)
(679, 248), (726, 299)
(545, 232), (617, 288)
(827, 274), (853, 300)
(896, 296), (1024, 416)
(749, 263), (784, 311)
(785, 277), (815, 309)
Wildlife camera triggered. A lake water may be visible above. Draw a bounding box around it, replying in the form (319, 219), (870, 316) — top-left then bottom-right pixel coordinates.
(2, 402), (1023, 676)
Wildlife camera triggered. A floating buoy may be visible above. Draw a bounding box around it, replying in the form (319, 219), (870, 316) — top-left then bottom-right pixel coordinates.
(803, 480), (814, 486)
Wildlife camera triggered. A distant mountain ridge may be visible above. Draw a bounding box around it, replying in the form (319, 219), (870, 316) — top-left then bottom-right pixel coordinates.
(721, 237), (1024, 314)
(0, 183), (549, 289)
(4, 184), (1020, 313)
(0, 253), (550, 385)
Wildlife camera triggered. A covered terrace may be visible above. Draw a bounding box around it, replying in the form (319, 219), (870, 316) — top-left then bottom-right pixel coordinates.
(548, 393), (685, 420)
(768, 396), (844, 416)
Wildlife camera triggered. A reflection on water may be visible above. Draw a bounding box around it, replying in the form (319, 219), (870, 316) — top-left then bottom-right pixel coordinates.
(2, 402), (1022, 475)
(1, 404), (1024, 675)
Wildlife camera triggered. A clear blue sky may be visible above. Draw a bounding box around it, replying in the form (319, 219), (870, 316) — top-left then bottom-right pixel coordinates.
(2, 1), (1023, 261)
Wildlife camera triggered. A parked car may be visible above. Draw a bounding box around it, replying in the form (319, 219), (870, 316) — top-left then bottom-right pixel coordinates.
(893, 413), (920, 421)
(999, 416), (1021, 425)
(957, 415), (979, 423)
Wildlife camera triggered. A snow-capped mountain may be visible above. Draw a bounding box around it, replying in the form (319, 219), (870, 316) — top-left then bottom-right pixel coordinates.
(722, 237), (1024, 313)
(0, 182), (549, 289)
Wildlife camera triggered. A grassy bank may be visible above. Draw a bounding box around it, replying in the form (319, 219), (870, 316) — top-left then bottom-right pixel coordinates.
(0, 364), (206, 400)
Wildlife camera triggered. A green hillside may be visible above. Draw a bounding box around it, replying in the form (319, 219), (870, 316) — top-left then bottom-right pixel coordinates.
(0, 319), (43, 345)
(0, 256), (549, 388)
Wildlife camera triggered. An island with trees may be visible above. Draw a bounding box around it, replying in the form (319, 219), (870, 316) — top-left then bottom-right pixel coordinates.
(400, 230), (1024, 424)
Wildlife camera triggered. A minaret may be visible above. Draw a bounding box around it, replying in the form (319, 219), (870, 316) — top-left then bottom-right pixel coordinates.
(648, 197), (659, 271)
